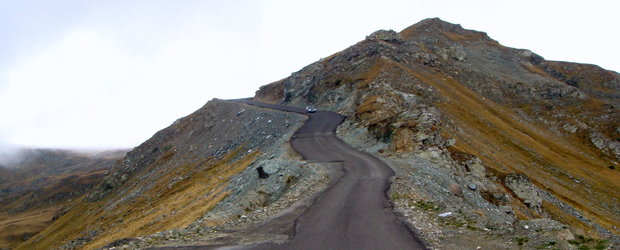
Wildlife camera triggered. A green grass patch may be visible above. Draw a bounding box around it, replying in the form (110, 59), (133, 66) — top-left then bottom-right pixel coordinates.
(515, 236), (529, 246)
(568, 235), (608, 250)
(414, 200), (440, 212)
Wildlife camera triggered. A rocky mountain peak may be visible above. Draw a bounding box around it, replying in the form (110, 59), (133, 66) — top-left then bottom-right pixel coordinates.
(406, 17), (464, 32)
(256, 18), (620, 244)
(400, 17), (494, 43)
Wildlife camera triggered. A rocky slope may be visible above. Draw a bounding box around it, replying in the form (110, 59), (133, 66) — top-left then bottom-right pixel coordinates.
(257, 18), (619, 249)
(0, 149), (126, 249)
(17, 100), (339, 249)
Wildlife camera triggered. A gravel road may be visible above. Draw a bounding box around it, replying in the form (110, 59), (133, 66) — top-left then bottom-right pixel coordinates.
(154, 100), (425, 250)
(235, 100), (425, 250)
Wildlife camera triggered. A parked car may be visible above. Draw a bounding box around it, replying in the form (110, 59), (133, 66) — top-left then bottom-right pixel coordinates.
(305, 105), (316, 113)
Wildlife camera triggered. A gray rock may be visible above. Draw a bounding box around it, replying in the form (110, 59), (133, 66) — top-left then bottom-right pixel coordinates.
(366, 30), (403, 42)
(467, 184), (477, 190)
(450, 46), (466, 61)
(562, 123), (578, 134)
(608, 141), (620, 159)
(504, 173), (542, 210)
(591, 133), (607, 149)
(589, 132), (620, 160)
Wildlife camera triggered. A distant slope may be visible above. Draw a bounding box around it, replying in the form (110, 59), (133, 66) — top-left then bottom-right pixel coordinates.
(0, 148), (126, 249)
(19, 100), (308, 249)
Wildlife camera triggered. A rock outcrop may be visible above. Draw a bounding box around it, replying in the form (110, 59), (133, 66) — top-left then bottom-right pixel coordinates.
(504, 173), (542, 211)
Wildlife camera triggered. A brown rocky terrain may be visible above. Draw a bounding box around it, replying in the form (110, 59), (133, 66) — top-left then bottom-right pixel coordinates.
(0, 149), (126, 249)
(12, 18), (619, 250)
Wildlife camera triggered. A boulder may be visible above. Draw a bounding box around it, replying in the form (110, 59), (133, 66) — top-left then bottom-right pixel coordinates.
(449, 46), (466, 61)
(562, 123), (578, 134)
(504, 173), (542, 210)
(590, 132), (620, 160)
(415, 53), (440, 67)
(590, 133), (606, 149)
(466, 158), (486, 179)
(366, 30), (403, 43)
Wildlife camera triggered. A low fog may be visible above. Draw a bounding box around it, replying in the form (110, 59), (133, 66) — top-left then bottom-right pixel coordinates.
(0, 144), (24, 167)
(0, 144), (128, 169)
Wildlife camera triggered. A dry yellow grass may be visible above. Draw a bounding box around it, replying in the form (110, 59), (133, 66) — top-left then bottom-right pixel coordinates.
(441, 31), (482, 42)
(0, 205), (67, 249)
(523, 62), (548, 77)
(543, 201), (599, 237)
(0, 169), (109, 248)
(357, 58), (398, 89)
(18, 148), (259, 249)
(414, 70), (620, 235)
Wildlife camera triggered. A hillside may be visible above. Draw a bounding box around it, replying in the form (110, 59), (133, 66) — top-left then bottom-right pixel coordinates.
(257, 18), (619, 248)
(18, 100), (339, 249)
(0, 149), (126, 249)
(16, 18), (620, 249)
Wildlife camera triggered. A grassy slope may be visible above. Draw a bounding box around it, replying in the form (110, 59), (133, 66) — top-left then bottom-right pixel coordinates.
(0, 169), (108, 249)
(398, 64), (620, 236)
(18, 148), (258, 249)
(0, 204), (66, 248)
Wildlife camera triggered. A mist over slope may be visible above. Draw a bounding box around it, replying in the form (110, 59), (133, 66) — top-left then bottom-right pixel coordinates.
(15, 18), (620, 249)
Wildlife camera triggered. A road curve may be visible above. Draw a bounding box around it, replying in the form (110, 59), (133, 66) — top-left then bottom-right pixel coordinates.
(235, 100), (426, 250)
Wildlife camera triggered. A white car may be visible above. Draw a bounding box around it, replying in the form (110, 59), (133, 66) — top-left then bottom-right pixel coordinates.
(305, 105), (316, 113)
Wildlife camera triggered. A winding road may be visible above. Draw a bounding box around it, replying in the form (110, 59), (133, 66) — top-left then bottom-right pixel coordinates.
(235, 100), (425, 250)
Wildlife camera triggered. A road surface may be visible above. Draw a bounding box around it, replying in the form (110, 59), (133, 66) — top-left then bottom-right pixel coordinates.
(233, 100), (426, 250)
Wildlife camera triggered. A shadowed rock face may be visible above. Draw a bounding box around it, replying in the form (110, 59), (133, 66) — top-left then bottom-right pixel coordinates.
(257, 17), (619, 245)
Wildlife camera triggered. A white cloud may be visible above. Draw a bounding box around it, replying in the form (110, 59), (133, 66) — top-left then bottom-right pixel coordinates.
(0, 27), (259, 148)
(0, 30), (132, 147)
(0, 0), (618, 149)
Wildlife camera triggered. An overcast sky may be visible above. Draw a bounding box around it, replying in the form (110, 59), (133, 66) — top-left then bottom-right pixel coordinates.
(0, 0), (618, 150)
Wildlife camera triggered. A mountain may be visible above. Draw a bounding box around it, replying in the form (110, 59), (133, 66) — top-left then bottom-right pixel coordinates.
(0, 148), (126, 249)
(17, 18), (619, 249)
(257, 18), (620, 248)
(17, 100), (314, 249)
